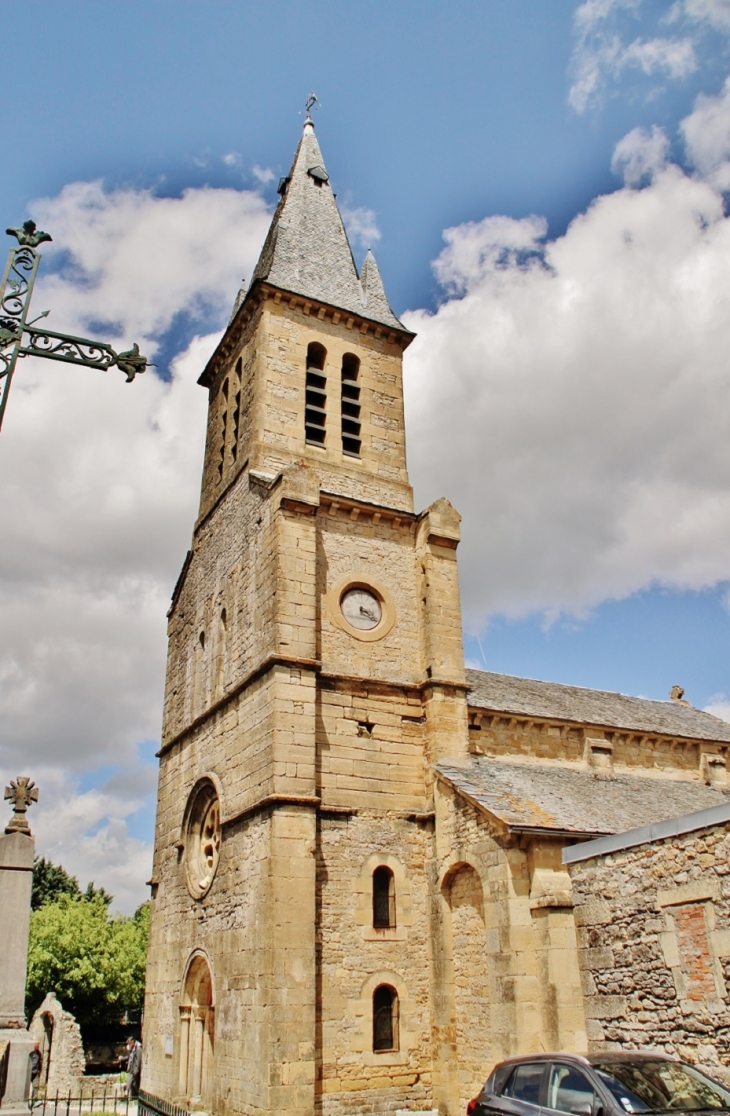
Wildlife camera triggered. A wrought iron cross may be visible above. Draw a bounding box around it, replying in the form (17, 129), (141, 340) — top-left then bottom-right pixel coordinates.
(4, 776), (39, 835)
(304, 92), (320, 120)
(0, 220), (149, 432)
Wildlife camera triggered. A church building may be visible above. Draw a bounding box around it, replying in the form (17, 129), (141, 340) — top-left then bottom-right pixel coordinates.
(143, 116), (730, 1116)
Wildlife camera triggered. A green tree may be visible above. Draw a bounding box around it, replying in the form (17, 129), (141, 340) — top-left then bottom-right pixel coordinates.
(31, 857), (81, 909)
(26, 895), (149, 1032)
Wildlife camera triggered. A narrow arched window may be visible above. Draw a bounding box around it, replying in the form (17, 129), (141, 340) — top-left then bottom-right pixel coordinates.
(341, 353), (361, 456)
(305, 343), (327, 446)
(373, 985), (398, 1052)
(373, 866), (395, 929)
(217, 377), (229, 482)
(231, 358), (242, 465)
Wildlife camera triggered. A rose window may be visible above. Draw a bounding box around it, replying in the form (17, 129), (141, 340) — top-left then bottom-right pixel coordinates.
(184, 781), (222, 899)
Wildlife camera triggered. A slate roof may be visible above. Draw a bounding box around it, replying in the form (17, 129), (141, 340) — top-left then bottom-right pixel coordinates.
(250, 120), (405, 332)
(466, 667), (730, 743)
(436, 757), (730, 837)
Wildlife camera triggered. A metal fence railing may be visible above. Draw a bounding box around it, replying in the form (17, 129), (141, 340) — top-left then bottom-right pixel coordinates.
(31, 1089), (135, 1116)
(138, 1091), (188, 1116)
(30, 1086), (189, 1116)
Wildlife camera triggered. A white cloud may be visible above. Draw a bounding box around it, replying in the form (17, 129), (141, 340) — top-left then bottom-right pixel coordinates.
(1, 763), (157, 913)
(252, 165), (275, 185)
(0, 182), (271, 908)
(569, 0), (701, 112)
(681, 76), (730, 186)
(340, 203), (381, 252)
(29, 180), (271, 351)
(222, 151), (243, 167)
(612, 125), (670, 184)
(676, 0), (730, 32)
(703, 697), (730, 723)
(402, 156), (730, 629)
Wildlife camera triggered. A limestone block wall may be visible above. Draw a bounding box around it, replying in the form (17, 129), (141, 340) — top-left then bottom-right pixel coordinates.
(468, 715), (724, 779)
(569, 821), (730, 1080)
(316, 812), (434, 1116)
(434, 780), (586, 1113)
(199, 299), (414, 523)
(317, 680), (427, 814)
(317, 506), (421, 687)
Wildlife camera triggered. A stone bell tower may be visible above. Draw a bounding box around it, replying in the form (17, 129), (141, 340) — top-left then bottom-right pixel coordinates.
(144, 114), (469, 1116)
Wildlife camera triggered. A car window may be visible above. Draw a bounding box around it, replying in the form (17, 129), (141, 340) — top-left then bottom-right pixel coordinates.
(592, 1061), (730, 1113)
(504, 1064), (546, 1106)
(546, 1065), (596, 1114)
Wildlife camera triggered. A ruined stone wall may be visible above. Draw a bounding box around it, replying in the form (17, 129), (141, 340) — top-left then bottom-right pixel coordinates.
(316, 812), (434, 1116)
(568, 821), (730, 1081)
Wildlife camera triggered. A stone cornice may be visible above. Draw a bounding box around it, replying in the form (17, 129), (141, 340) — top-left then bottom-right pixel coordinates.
(198, 279), (415, 390)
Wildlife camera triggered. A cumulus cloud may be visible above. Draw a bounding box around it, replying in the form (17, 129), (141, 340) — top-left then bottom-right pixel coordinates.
(612, 125), (670, 184)
(340, 203), (381, 252)
(681, 76), (730, 186)
(403, 158), (730, 629)
(0, 182), (271, 909)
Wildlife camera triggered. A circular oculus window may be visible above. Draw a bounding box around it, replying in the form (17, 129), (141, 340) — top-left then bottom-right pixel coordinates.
(340, 587), (382, 630)
(184, 782), (221, 900)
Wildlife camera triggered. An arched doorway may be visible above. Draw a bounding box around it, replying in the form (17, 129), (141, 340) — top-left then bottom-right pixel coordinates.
(444, 863), (489, 1112)
(41, 1012), (53, 1087)
(179, 953), (214, 1107)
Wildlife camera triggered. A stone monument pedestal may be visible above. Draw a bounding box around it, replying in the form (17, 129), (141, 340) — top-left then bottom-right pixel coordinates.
(0, 1032), (33, 1114)
(0, 779), (39, 1114)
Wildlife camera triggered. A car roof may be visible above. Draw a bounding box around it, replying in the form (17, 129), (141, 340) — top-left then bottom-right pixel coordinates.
(493, 1051), (678, 1070)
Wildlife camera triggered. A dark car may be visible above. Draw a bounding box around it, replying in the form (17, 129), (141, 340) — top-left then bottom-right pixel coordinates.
(467, 1051), (730, 1116)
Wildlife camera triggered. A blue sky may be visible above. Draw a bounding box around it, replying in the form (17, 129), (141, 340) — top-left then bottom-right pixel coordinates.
(3, 0), (730, 908)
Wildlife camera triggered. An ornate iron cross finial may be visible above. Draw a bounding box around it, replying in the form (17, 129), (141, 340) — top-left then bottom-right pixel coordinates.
(0, 220), (150, 431)
(4, 776), (39, 835)
(5, 220), (52, 248)
(304, 92), (320, 121)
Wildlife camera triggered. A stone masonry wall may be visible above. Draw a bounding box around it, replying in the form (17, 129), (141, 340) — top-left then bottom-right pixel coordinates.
(569, 821), (730, 1082)
(317, 812), (434, 1116)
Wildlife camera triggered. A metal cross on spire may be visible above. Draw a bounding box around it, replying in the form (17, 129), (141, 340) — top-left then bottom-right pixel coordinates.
(0, 220), (149, 433)
(4, 776), (39, 835)
(304, 92), (320, 122)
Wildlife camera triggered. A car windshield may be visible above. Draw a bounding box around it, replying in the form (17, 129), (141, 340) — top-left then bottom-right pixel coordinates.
(593, 1061), (730, 1113)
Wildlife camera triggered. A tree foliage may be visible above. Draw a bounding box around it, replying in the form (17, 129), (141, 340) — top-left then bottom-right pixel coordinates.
(26, 895), (150, 1032)
(32, 857), (114, 910)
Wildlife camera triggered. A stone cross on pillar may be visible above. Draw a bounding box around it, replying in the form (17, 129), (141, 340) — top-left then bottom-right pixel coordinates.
(4, 778), (39, 835)
(0, 776), (39, 1115)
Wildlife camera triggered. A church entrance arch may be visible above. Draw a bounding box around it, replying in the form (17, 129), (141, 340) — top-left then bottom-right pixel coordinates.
(442, 862), (490, 1113)
(178, 952), (215, 1107)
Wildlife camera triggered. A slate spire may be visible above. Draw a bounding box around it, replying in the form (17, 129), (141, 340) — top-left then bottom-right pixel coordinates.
(251, 118), (403, 331)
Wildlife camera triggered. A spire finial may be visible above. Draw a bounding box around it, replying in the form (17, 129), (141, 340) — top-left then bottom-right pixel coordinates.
(304, 92), (321, 126)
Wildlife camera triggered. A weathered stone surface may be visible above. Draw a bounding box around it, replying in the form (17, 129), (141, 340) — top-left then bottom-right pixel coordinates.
(29, 993), (85, 1096)
(569, 820), (730, 1080)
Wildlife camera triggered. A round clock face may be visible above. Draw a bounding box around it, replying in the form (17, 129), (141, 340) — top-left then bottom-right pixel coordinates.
(341, 587), (382, 630)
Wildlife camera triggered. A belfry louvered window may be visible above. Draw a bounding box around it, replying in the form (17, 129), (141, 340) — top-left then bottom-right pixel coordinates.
(341, 353), (361, 456)
(305, 342), (327, 446)
(217, 377), (229, 482)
